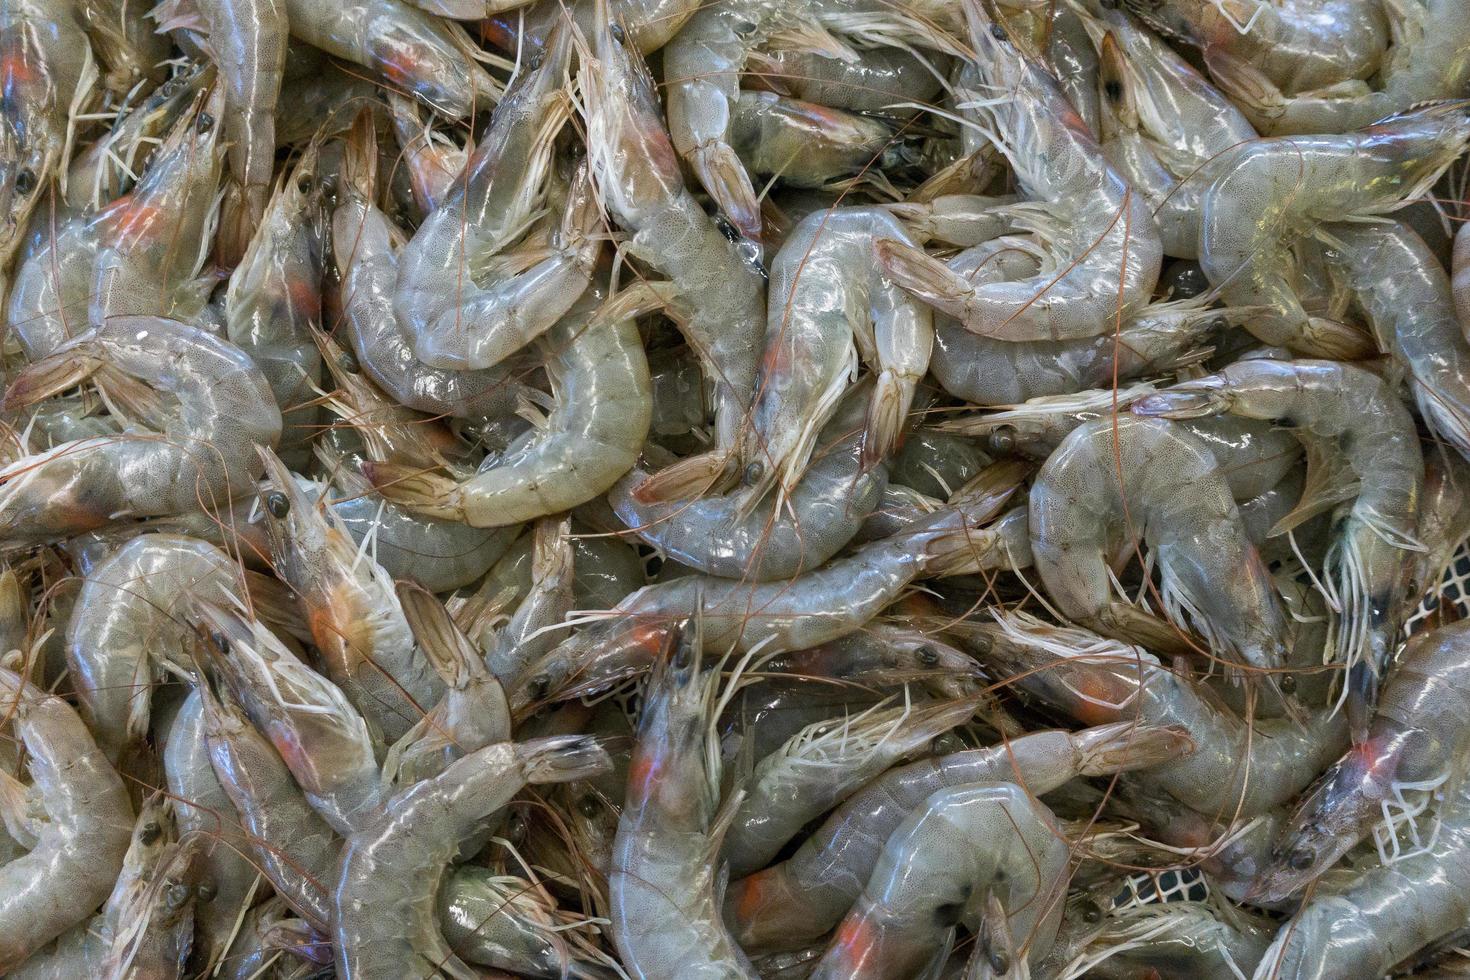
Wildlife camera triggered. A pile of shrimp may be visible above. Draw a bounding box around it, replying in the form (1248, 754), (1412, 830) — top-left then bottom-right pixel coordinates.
(5, 0), (1470, 975)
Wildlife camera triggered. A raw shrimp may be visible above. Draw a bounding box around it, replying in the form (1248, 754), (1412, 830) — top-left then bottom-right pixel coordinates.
(1326, 219), (1470, 460)
(162, 688), (257, 971)
(1135, 359), (1424, 735)
(1079, 0), (1258, 259)
(924, 241), (1220, 405)
(332, 735), (611, 980)
(387, 93), (466, 219)
(1028, 414), (1290, 673)
(194, 0), (288, 263)
(609, 623), (759, 980)
(481, 0), (699, 55)
(511, 463), (1024, 710)
(876, 8), (1161, 343)
(332, 109), (521, 420)
(1120, 0), (1386, 97)
(1196, 102), (1470, 355)
(750, 45), (944, 114)
(744, 206), (933, 499)
(1455, 219), (1470, 330)
(225, 146), (325, 460)
(1250, 617), (1470, 902)
(255, 447), (441, 744)
(282, 0), (498, 118)
(199, 678), (338, 931)
(0, 0), (93, 273)
(0, 316), (281, 541)
(366, 300), (652, 526)
(1062, 897), (1276, 979)
(723, 696), (977, 878)
(0, 667), (134, 973)
(394, 28), (590, 372)
(580, 0), (766, 498)
(971, 611), (1349, 819)
(100, 834), (203, 979)
(74, 0), (168, 95)
(66, 534), (241, 765)
(729, 92), (897, 190)
(726, 721), (1189, 952)
(609, 391), (888, 581)
(89, 84), (227, 328)
(196, 601), (384, 836)
(810, 781), (1069, 979)
(1226, 0), (1470, 135)
(440, 866), (610, 978)
(1251, 780), (1470, 980)
(481, 518), (575, 689)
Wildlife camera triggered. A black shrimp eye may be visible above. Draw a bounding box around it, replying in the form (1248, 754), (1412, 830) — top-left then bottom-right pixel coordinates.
(527, 674), (551, 699)
(165, 883), (192, 911)
(988, 427), (1017, 454)
(197, 878), (217, 902)
(505, 813), (527, 843)
(296, 176), (312, 194)
(196, 111), (215, 134)
(13, 168), (35, 195)
(264, 490), (291, 519)
(528, 50), (545, 69)
(988, 951), (1012, 975)
(578, 795), (600, 818)
(1080, 901), (1104, 924)
(742, 461), (763, 485)
(1288, 847), (1315, 871)
(1279, 673), (1298, 694)
(734, 20), (756, 34)
(990, 23), (1007, 40)
(139, 821), (163, 845)
(609, 22), (626, 44)
(716, 215), (740, 243)
(917, 645), (941, 666)
(1103, 79), (1124, 103)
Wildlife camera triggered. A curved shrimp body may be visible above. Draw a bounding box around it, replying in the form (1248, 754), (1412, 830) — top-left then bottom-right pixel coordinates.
(66, 534), (240, 764)
(256, 448), (442, 744)
(1080, 1), (1257, 260)
(1070, 899), (1276, 979)
(1121, 0), (1386, 97)
(609, 628), (759, 980)
(974, 612), (1350, 819)
(1229, 0), (1470, 135)
(282, 0), (498, 118)
(748, 207), (933, 497)
(725, 722), (1189, 952)
(928, 243), (1220, 405)
(0, 316), (281, 541)
(1250, 618), (1470, 903)
(876, 11), (1161, 343)
(1028, 414), (1289, 673)
(226, 146), (325, 459)
(440, 866), (607, 978)
(197, 0), (287, 263)
(580, 0), (766, 468)
(723, 697), (978, 879)
(0, 667), (134, 973)
(1328, 219), (1470, 460)
(729, 91), (896, 190)
(1252, 782), (1470, 980)
(752, 46), (944, 114)
(0, 0), (92, 273)
(89, 85), (228, 328)
(332, 735), (611, 980)
(162, 689), (256, 970)
(1197, 102), (1470, 354)
(332, 111), (521, 420)
(1135, 359), (1423, 733)
(100, 832), (204, 979)
(198, 601), (385, 835)
(5, 209), (99, 360)
(387, 93), (466, 220)
(609, 395), (887, 581)
(366, 305), (652, 526)
(517, 466), (1023, 708)
(394, 29), (591, 372)
(481, 518), (575, 688)
(811, 782), (1069, 979)
(200, 682), (339, 931)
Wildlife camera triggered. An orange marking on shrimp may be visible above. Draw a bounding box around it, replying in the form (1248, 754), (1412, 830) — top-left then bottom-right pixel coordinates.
(0, 49), (39, 91)
(627, 749), (661, 799)
(832, 912), (878, 971)
(285, 274), (323, 320)
(733, 872), (768, 923)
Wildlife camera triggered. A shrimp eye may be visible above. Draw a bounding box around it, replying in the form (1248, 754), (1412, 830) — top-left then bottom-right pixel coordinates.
(1081, 901), (1105, 923)
(1279, 673), (1298, 694)
(197, 878), (217, 902)
(197, 112), (215, 134)
(139, 821), (163, 845)
(1100, 0), (1118, 7)
(990, 23), (1007, 40)
(527, 674), (551, 699)
(989, 951), (1012, 975)
(296, 176), (312, 194)
(13, 168), (35, 195)
(165, 883), (192, 911)
(716, 215), (740, 243)
(1288, 847), (1315, 871)
(610, 23), (626, 44)
(734, 20), (757, 34)
(505, 812), (527, 843)
(264, 491), (291, 519)
(742, 461), (763, 485)
(577, 795), (600, 818)
(528, 50), (545, 70)
(988, 426), (1016, 454)
(1103, 79), (1124, 103)
(917, 645), (941, 666)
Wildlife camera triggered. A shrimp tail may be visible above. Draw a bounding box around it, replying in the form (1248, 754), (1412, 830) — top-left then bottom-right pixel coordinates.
(1, 345), (106, 411)
(691, 142), (763, 243)
(396, 581), (483, 689)
(359, 462), (462, 521)
(516, 735), (613, 785)
(873, 237), (970, 324)
(630, 450), (740, 505)
(1073, 721), (1195, 776)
